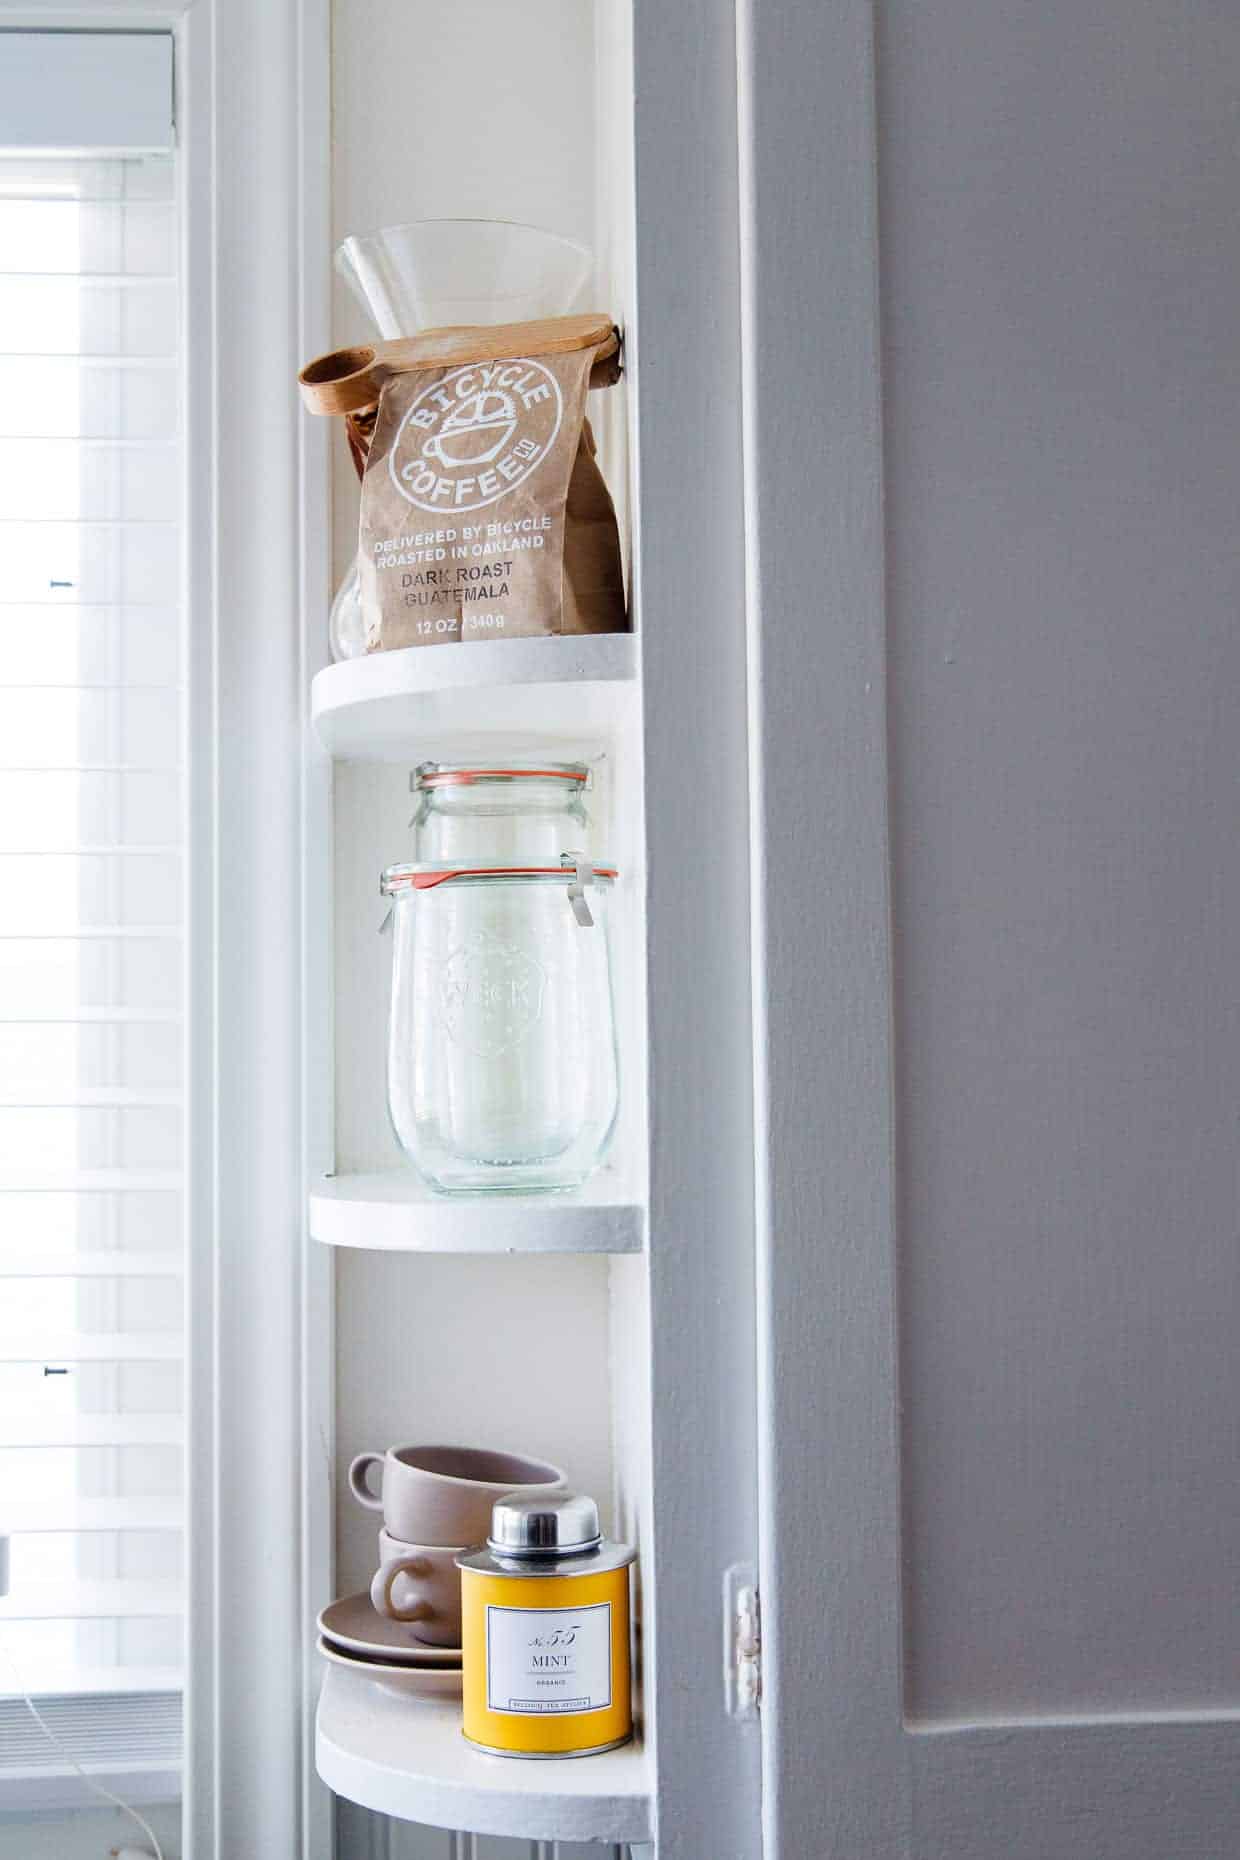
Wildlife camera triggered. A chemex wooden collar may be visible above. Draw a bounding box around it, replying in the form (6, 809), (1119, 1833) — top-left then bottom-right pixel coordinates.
(298, 313), (622, 418)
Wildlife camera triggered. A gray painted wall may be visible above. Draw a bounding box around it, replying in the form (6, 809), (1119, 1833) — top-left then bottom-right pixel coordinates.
(880, 0), (1240, 1722)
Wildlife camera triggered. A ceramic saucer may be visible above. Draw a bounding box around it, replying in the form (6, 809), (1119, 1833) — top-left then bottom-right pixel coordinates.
(317, 1637), (462, 1699)
(317, 1592), (463, 1665)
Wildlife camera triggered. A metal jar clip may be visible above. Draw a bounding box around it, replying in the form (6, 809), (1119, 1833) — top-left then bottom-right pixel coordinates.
(562, 852), (596, 927)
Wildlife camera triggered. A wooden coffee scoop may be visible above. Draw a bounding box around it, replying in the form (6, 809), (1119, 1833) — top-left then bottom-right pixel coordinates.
(298, 312), (621, 418)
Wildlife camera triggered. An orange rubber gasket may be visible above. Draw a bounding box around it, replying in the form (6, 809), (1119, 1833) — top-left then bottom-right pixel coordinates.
(384, 863), (618, 892)
(416, 767), (588, 787)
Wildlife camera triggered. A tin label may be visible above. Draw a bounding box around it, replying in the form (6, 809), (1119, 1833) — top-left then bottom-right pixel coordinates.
(485, 1600), (613, 1715)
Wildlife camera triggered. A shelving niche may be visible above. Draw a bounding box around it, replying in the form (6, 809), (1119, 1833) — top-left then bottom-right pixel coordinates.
(315, 630), (651, 1844)
(318, 629), (647, 1257)
(308, 0), (764, 1851)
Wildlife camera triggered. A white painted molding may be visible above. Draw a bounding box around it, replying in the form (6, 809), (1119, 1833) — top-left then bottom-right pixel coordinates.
(177, 1), (333, 1857)
(735, 2), (899, 1854)
(626, 0), (764, 1853)
(296, 2), (336, 1859)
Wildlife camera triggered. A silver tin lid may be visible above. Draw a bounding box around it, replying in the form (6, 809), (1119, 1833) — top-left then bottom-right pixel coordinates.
(456, 1491), (636, 1579)
(489, 1491), (601, 1557)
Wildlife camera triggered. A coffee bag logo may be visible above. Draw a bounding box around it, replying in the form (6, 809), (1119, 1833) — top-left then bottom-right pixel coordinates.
(390, 359), (564, 514)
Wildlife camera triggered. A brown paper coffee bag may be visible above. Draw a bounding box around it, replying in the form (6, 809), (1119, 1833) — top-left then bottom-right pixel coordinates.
(358, 343), (626, 649)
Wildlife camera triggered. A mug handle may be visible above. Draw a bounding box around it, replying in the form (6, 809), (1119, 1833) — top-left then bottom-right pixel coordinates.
(371, 1554), (432, 1623)
(348, 1451), (385, 1511)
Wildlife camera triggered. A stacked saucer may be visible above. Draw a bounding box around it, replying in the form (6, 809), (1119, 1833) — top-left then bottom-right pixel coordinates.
(317, 1593), (463, 1700)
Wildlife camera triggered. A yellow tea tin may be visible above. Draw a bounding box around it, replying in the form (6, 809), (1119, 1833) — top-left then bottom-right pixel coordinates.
(457, 1492), (635, 1759)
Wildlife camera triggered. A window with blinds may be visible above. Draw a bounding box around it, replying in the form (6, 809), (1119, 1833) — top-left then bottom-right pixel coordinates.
(0, 85), (184, 1805)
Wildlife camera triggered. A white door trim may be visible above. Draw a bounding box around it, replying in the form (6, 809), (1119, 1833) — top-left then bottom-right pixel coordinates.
(182, 0), (334, 1851)
(181, 3), (333, 1856)
(625, 0), (764, 1854)
(737, 0), (904, 1853)
(294, 4), (335, 1858)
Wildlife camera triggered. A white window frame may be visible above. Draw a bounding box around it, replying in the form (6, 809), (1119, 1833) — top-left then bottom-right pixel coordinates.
(0, 4), (333, 1856)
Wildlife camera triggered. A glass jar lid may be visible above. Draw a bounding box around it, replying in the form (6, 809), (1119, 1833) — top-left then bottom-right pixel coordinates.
(412, 760), (589, 791)
(380, 858), (616, 895)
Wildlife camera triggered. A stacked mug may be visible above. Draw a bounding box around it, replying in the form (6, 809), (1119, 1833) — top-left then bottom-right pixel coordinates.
(317, 1444), (565, 1700)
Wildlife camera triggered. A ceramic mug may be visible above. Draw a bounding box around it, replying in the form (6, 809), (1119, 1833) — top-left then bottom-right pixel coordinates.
(347, 1443), (565, 1547)
(371, 1529), (464, 1643)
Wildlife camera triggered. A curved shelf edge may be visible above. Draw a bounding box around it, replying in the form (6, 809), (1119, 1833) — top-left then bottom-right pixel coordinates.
(312, 634), (638, 761)
(316, 1665), (653, 1844)
(309, 1172), (645, 1255)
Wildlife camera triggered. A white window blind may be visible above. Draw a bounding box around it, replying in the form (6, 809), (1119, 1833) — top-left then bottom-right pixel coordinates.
(0, 33), (174, 155)
(0, 36), (183, 1805)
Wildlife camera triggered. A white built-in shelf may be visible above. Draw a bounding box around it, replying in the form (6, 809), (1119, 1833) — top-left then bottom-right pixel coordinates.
(311, 633), (637, 761)
(316, 1665), (652, 1844)
(309, 1171), (644, 1256)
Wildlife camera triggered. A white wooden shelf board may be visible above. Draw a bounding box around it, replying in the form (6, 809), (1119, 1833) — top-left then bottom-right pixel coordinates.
(309, 1171), (644, 1255)
(311, 633), (637, 761)
(316, 1665), (652, 1844)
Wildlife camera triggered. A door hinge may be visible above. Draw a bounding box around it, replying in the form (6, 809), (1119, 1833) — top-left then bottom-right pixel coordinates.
(724, 1562), (761, 1719)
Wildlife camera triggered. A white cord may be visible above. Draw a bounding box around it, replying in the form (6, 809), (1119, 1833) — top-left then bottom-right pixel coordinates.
(0, 1636), (166, 1859)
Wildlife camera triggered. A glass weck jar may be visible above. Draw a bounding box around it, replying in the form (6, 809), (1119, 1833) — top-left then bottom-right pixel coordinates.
(411, 762), (591, 866)
(381, 856), (619, 1194)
